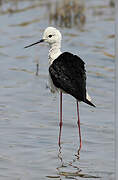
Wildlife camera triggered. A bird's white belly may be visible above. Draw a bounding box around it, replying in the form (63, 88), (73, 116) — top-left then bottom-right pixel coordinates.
(48, 50), (62, 93)
(48, 74), (59, 93)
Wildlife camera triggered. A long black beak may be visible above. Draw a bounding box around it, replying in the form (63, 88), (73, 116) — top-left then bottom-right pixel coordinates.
(24, 39), (44, 48)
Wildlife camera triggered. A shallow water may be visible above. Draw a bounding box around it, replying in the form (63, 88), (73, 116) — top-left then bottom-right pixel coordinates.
(0, 0), (115, 179)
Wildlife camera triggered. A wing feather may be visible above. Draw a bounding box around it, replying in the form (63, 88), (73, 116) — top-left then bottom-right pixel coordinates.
(49, 52), (86, 101)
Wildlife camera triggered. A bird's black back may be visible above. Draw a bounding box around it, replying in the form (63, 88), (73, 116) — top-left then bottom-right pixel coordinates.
(49, 52), (87, 102)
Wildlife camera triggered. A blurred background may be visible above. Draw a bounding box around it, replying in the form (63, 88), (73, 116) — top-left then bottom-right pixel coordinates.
(0, 0), (115, 180)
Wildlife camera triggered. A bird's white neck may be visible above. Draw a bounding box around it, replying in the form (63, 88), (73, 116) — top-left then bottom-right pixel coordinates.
(48, 42), (62, 65)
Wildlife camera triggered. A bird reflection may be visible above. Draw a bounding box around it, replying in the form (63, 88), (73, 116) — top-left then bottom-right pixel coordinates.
(58, 146), (63, 163)
(75, 147), (81, 159)
(57, 147), (100, 179)
(57, 146), (82, 179)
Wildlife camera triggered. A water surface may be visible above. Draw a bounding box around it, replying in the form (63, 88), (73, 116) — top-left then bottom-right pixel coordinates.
(0, 0), (115, 179)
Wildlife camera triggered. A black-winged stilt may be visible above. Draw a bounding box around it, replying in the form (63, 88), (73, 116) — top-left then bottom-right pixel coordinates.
(24, 27), (95, 150)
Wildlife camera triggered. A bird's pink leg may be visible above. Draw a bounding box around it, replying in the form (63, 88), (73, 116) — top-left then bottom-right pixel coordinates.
(77, 100), (82, 150)
(58, 91), (62, 147)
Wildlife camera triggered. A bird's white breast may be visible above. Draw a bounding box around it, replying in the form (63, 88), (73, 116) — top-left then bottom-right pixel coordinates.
(48, 49), (62, 65)
(48, 74), (59, 93)
(48, 47), (62, 93)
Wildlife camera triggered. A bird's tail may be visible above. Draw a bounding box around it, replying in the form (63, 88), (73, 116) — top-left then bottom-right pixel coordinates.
(84, 99), (96, 107)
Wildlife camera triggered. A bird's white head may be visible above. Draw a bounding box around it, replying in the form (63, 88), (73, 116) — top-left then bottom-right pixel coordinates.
(43, 27), (62, 45)
(24, 27), (62, 48)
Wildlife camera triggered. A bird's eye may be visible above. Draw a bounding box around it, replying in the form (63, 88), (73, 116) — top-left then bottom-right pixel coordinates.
(48, 35), (52, 38)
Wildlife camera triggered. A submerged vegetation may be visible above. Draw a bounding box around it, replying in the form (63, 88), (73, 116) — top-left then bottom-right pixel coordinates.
(0, 0), (86, 28)
(0, 0), (114, 28)
(47, 0), (86, 28)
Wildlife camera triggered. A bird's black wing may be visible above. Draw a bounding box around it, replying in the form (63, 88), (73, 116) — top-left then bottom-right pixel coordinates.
(49, 52), (87, 101)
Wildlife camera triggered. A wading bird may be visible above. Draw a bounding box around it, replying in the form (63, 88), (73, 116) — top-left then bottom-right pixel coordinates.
(24, 27), (95, 150)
